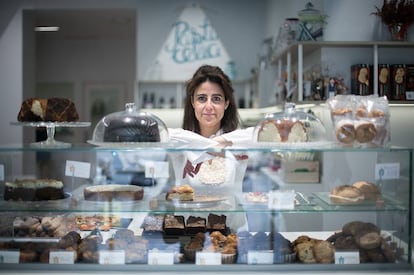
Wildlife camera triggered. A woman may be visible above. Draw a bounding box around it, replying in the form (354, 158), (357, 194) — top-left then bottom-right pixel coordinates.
(169, 64), (252, 178)
(169, 64), (253, 146)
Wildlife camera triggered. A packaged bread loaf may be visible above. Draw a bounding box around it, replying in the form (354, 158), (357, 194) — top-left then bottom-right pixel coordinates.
(327, 95), (390, 147)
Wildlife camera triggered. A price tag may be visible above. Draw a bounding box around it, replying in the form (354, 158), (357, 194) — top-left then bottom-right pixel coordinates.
(247, 250), (274, 264)
(375, 163), (400, 180)
(145, 161), (169, 178)
(196, 252), (221, 265)
(268, 190), (295, 210)
(0, 250), (19, 263)
(335, 251), (360, 264)
(49, 251), (75, 264)
(148, 250), (174, 265)
(98, 250), (125, 264)
(406, 91), (414, 100)
(65, 160), (91, 179)
(0, 164), (4, 181)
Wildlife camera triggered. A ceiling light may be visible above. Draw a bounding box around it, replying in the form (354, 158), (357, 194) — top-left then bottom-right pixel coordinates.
(34, 26), (60, 32)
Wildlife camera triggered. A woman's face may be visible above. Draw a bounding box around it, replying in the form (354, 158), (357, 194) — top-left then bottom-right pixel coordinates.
(192, 81), (229, 137)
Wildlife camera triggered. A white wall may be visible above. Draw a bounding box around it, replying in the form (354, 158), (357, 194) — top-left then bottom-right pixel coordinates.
(0, 0), (266, 145)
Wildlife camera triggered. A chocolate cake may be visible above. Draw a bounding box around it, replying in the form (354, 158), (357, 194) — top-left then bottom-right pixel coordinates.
(4, 179), (65, 201)
(103, 115), (160, 142)
(17, 97), (79, 122)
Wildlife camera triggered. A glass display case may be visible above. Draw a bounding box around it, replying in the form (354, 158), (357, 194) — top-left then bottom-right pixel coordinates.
(0, 142), (411, 272)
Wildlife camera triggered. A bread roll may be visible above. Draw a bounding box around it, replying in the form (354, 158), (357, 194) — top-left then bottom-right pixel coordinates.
(335, 120), (355, 144)
(355, 121), (377, 143)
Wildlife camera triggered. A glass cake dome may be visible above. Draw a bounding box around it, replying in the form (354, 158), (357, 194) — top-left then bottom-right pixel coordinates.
(252, 102), (328, 145)
(90, 102), (169, 144)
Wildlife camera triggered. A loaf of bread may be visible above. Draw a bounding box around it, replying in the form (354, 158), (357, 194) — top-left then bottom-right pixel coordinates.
(18, 97), (79, 122)
(329, 185), (364, 204)
(352, 181), (381, 201)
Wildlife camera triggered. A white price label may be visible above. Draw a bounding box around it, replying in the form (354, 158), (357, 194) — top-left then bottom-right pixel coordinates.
(375, 163), (400, 180)
(247, 250), (274, 264)
(0, 250), (19, 263)
(148, 251), (174, 265)
(145, 161), (169, 178)
(98, 250), (125, 264)
(0, 164), (4, 181)
(196, 252), (221, 265)
(65, 160), (91, 179)
(335, 251), (360, 264)
(49, 251), (75, 264)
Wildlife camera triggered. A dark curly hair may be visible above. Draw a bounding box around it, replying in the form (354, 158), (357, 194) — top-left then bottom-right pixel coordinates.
(182, 65), (240, 134)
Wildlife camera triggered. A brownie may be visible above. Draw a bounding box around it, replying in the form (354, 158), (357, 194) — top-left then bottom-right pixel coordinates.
(186, 216), (206, 235)
(206, 214), (227, 234)
(163, 214), (185, 235)
(142, 215), (164, 233)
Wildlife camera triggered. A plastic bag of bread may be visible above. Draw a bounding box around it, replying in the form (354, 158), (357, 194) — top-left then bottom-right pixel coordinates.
(326, 95), (390, 147)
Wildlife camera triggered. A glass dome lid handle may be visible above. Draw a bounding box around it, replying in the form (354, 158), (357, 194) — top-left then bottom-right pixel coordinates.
(125, 102), (137, 113)
(284, 102), (296, 114)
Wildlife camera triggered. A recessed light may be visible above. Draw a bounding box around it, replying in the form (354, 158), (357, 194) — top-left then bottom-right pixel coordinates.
(34, 26), (60, 32)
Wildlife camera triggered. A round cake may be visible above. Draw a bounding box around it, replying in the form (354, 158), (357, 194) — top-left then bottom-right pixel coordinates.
(103, 115), (160, 142)
(258, 119), (307, 143)
(83, 184), (144, 202)
(17, 97), (79, 122)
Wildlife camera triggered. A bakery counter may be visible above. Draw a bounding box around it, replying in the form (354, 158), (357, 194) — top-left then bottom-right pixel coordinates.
(0, 141), (412, 272)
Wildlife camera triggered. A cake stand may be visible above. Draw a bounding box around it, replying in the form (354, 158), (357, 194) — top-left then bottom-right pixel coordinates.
(11, 121), (91, 148)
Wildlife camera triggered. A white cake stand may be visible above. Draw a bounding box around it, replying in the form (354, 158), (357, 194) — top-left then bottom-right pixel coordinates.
(11, 121), (91, 148)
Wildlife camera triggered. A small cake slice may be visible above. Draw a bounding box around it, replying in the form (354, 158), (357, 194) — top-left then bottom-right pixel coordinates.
(165, 184), (194, 201)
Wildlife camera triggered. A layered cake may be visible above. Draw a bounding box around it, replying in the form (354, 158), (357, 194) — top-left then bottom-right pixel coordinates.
(103, 115), (160, 142)
(4, 179), (65, 201)
(83, 184), (144, 202)
(257, 119), (307, 143)
(17, 97), (79, 122)
(165, 184), (194, 201)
